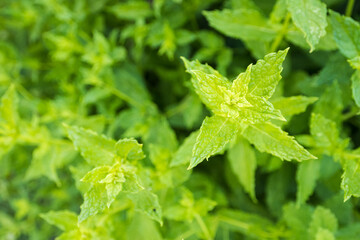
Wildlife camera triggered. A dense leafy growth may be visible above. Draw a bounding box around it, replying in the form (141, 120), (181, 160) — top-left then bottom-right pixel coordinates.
(1, 0), (360, 239)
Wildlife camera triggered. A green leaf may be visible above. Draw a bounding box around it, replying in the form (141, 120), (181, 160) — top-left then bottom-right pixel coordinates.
(217, 209), (284, 239)
(287, 0), (327, 52)
(351, 70), (360, 107)
(296, 159), (320, 206)
(40, 210), (77, 232)
(78, 185), (108, 223)
(248, 48), (288, 100)
(227, 138), (257, 202)
(309, 206), (338, 239)
(315, 229), (335, 240)
(349, 56), (360, 70)
(185, 69), (230, 115)
(115, 138), (145, 161)
(0, 85), (19, 127)
(329, 10), (360, 59)
(242, 122), (316, 161)
(108, 2), (152, 20)
(190, 115), (239, 169)
(310, 113), (340, 152)
(25, 143), (74, 186)
(64, 125), (116, 166)
(204, 9), (277, 42)
(128, 190), (163, 225)
(271, 96), (318, 120)
(170, 131), (198, 167)
(282, 202), (313, 239)
(341, 150), (360, 201)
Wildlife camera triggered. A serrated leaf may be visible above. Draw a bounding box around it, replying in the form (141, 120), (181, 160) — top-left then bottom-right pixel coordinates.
(329, 10), (360, 59)
(231, 64), (252, 96)
(271, 96), (318, 119)
(309, 206), (338, 239)
(228, 138), (257, 202)
(190, 115), (239, 169)
(0, 85), (19, 127)
(128, 190), (163, 225)
(296, 159), (320, 206)
(78, 185), (107, 223)
(243, 122), (316, 161)
(64, 125), (116, 166)
(349, 56), (360, 70)
(351, 70), (360, 107)
(186, 70), (230, 114)
(248, 48), (288, 100)
(204, 9), (277, 42)
(115, 138), (145, 161)
(170, 131), (198, 167)
(40, 210), (77, 231)
(81, 166), (111, 184)
(287, 0), (327, 52)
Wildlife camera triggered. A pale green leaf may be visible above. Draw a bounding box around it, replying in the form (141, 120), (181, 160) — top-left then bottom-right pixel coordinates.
(190, 115), (239, 169)
(315, 229), (335, 240)
(40, 210), (77, 231)
(186, 69), (230, 114)
(351, 70), (360, 107)
(181, 57), (228, 82)
(108, 2), (152, 20)
(296, 159), (320, 206)
(128, 190), (163, 225)
(81, 166), (111, 184)
(271, 96), (318, 119)
(309, 206), (338, 239)
(64, 125), (116, 166)
(329, 10), (360, 59)
(242, 122), (316, 161)
(204, 9), (277, 42)
(79, 185), (107, 223)
(25, 143), (74, 186)
(349, 56), (360, 70)
(248, 48), (288, 100)
(287, 0), (327, 52)
(270, 0), (287, 24)
(228, 138), (257, 202)
(231, 64), (252, 97)
(115, 138), (145, 161)
(170, 131), (198, 167)
(0, 85), (19, 127)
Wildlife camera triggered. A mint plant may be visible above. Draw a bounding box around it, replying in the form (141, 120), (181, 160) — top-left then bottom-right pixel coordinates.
(2, 0), (360, 239)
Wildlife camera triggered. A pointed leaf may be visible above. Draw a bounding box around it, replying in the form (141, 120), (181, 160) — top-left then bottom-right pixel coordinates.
(128, 190), (163, 225)
(40, 210), (77, 231)
(242, 122), (315, 161)
(190, 115), (239, 169)
(296, 159), (320, 206)
(204, 9), (277, 42)
(271, 96), (318, 119)
(115, 138), (145, 161)
(329, 10), (360, 59)
(78, 185), (107, 223)
(64, 125), (116, 166)
(287, 0), (327, 52)
(170, 131), (198, 167)
(228, 138), (257, 202)
(248, 48), (288, 100)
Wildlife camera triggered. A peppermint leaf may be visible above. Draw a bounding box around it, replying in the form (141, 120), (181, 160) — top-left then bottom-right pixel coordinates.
(243, 122), (316, 161)
(287, 0), (327, 52)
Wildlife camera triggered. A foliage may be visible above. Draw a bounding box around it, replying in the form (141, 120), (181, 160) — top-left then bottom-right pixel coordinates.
(1, 0), (360, 239)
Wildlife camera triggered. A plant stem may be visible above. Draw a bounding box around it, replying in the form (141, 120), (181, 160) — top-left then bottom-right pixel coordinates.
(194, 214), (212, 240)
(345, 0), (355, 17)
(270, 13), (291, 53)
